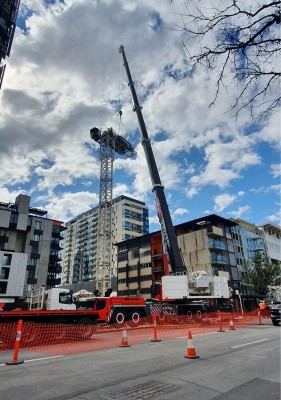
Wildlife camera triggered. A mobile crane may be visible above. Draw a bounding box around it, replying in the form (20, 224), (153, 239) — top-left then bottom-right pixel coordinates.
(118, 45), (230, 316)
(118, 45), (185, 278)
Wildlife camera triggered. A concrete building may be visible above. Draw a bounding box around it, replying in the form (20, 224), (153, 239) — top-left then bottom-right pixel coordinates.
(230, 219), (281, 309)
(116, 215), (239, 302)
(61, 195), (149, 290)
(259, 223), (281, 263)
(0, 194), (65, 301)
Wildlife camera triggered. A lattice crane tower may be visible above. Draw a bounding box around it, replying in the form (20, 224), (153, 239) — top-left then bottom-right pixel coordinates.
(90, 127), (135, 295)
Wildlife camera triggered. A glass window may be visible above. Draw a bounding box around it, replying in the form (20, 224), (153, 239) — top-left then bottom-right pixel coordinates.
(10, 212), (18, 224)
(35, 221), (42, 230)
(59, 292), (73, 305)
(3, 254), (12, 266)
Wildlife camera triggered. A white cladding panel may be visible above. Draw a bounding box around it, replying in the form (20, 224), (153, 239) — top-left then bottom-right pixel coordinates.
(17, 213), (28, 230)
(162, 275), (190, 299)
(4, 252), (28, 297)
(211, 276), (230, 298)
(0, 210), (11, 228)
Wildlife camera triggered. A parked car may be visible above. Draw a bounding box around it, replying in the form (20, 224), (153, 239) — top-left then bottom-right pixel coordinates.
(270, 302), (281, 326)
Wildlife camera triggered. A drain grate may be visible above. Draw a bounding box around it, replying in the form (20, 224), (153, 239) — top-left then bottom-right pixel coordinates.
(103, 379), (179, 400)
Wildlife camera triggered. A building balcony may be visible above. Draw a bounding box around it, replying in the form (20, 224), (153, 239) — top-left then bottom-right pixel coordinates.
(208, 240), (226, 251)
(207, 226), (224, 236)
(26, 264), (36, 272)
(30, 252), (40, 259)
(47, 277), (61, 286)
(34, 229), (43, 235)
(27, 277), (37, 285)
(210, 255), (228, 264)
(48, 265), (62, 274)
(0, 236), (8, 243)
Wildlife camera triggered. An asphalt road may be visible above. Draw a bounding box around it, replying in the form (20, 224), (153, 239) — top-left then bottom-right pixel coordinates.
(1, 322), (280, 400)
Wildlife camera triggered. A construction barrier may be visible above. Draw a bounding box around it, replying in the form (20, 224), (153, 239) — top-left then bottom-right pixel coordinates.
(6, 319), (24, 365)
(185, 331), (199, 359)
(151, 315), (161, 342)
(229, 318), (236, 331)
(119, 326), (130, 347)
(0, 311), (266, 357)
(217, 311), (226, 333)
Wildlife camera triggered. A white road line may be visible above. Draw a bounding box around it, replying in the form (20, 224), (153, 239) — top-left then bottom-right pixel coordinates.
(178, 332), (218, 339)
(0, 355), (65, 367)
(231, 339), (268, 348)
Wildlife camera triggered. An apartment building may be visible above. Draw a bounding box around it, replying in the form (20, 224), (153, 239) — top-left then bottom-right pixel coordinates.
(0, 194), (65, 301)
(116, 214), (239, 300)
(231, 219), (281, 295)
(61, 195), (149, 288)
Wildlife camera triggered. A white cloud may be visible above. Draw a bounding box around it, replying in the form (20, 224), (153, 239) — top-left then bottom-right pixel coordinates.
(228, 205), (251, 219)
(271, 164), (281, 178)
(44, 191), (99, 222)
(0, 0), (279, 227)
(173, 208), (189, 216)
(213, 191), (245, 213)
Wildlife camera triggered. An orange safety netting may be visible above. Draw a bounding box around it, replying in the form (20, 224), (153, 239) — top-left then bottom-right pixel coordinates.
(0, 311), (269, 356)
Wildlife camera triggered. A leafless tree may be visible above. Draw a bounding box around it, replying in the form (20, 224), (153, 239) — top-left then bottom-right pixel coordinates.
(171, 0), (281, 120)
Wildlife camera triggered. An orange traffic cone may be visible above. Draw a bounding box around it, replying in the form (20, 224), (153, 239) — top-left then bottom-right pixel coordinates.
(119, 327), (130, 348)
(184, 331), (199, 359)
(229, 318), (236, 330)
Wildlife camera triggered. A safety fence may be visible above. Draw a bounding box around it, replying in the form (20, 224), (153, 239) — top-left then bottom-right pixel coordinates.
(0, 311), (268, 357)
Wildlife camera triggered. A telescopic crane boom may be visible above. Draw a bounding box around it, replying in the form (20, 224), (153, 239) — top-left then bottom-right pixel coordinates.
(119, 45), (185, 275)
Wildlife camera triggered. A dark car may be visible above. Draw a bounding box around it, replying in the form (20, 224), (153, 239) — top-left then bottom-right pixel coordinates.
(270, 302), (281, 326)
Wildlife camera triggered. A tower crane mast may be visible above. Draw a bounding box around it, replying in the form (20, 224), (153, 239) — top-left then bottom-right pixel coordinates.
(119, 45), (185, 275)
(90, 127), (135, 295)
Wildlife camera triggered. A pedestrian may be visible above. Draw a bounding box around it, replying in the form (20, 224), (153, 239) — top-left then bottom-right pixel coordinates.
(259, 300), (266, 318)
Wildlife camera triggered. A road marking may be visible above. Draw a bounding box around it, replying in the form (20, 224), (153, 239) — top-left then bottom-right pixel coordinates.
(178, 332), (218, 339)
(0, 355), (65, 367)
(231, 339), (268, 348)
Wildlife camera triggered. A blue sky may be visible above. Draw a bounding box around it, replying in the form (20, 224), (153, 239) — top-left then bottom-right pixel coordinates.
(0, 0), (280, 232)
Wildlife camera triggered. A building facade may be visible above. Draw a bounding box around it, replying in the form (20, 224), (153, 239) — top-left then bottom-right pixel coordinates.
(116, 215), (239, 301)
(61, 195), (149, 289)
(0, 0), (20, 89)
(231, 219), (281, 303)
(0, 194), (65, 300)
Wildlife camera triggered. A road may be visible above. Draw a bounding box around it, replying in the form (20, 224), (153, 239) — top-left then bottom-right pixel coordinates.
(0, 322), (280, 400)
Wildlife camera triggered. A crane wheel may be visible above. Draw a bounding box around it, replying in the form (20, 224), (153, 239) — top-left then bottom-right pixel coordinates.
(128, 311), (141, 327)
(114, 311), (126, 326)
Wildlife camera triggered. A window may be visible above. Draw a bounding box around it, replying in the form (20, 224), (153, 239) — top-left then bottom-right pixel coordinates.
(59, 292), (73, 305)
(3, 254), (12, 266)
(32, 234), (40, 242)
(35, 221), (42, 230)
(10, 212), (18, 225)
(96, 299), (106, 310)
(0, 267), (9, 279)
(0, 229), (7, 236)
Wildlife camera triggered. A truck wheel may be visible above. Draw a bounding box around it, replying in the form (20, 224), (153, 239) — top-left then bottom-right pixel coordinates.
(78, 318), (96, 339)
(114, 312), (126, 325)
(128, 311), (141, 326)
(186, 311), (193, 320)
(197, 310), (202, 320)
(21, 322), (37, 347)
(53, 319), (68, 341)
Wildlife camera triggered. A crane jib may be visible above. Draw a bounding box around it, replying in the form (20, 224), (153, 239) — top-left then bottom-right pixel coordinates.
(118, 45), (186, 275)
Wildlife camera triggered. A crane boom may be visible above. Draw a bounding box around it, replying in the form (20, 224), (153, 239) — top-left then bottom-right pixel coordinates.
(119, 45), (185, 275)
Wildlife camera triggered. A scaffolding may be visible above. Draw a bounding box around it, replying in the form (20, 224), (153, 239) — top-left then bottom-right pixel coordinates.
(90, 127), (135, 295)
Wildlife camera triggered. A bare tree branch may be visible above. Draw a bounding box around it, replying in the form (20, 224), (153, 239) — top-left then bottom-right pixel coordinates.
(171, 0), (281, 120)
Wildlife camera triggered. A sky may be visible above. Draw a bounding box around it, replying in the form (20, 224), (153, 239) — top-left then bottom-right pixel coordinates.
(0, 0), (280, 233)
